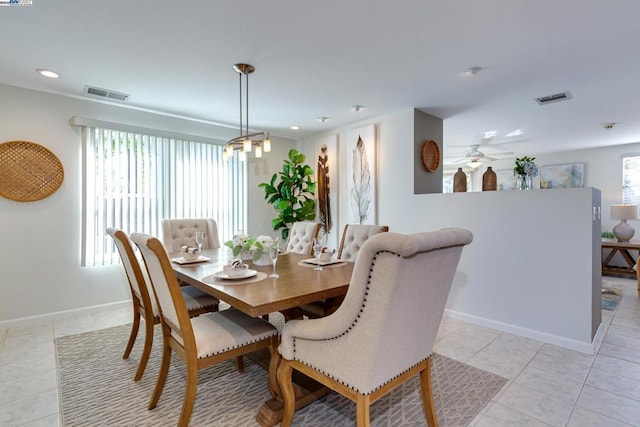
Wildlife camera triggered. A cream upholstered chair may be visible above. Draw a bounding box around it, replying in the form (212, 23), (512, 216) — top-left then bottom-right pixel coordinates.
(300, 224), (389, 319)
(277, 228), (473, 427)
(160, 218), (220, 253)
(337, 224), (390, 262)
(130, 232), (279, 426)
(107, 228), (220, 381)
(285, 221), (320, 255)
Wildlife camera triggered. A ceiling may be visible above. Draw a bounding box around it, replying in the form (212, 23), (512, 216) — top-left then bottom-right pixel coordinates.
(1, 0), (639, 163)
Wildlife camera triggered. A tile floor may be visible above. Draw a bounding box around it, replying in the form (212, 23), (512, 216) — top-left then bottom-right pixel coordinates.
(1, 276), (640, 426)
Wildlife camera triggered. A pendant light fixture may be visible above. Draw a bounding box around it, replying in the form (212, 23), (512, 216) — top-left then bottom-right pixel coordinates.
(223, 63), (271, 161)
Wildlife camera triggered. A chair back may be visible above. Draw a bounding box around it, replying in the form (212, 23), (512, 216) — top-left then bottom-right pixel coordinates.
(280, 228), (473, 394)
(337, 224), (389, 262)
(107, 228), (158, 316)
(285, 222), (320, 255)
(131, 233), (194, 347)
(160, 218), (220, 252)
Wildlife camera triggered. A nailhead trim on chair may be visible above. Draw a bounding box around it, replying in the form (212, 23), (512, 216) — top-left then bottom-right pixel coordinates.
(289, 242), (468, 394)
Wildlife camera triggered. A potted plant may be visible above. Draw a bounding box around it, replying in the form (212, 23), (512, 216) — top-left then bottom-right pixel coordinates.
(259, 149), (316, 240)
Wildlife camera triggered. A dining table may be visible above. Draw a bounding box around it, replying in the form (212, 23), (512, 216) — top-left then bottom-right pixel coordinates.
(170, 247), (355, 426)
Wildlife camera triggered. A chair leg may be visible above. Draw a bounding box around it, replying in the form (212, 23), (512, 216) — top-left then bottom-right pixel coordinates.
(148, 339), (171, 410)
(178, 358), (198, 427)
(355, 394), (371, 427)
(236, 355), (245, 373)
(276, 360), (295, 427)
(134, 317), (154, 381)
(123, 309), (140, 359)
(419, 358), (438, 427)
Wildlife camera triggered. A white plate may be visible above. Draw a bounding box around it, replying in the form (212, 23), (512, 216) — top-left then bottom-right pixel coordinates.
(301, 258), (344, 266)
(171, 256), (211, 265)
(213, 269), (258, 280)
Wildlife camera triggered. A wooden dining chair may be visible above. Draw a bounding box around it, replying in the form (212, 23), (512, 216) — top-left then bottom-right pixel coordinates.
(300, 224), (389, 319)
(107, 228), (220, 381)
(285, 221), (320, 255)
(277, 229), (473, 427)
(160, 218), (220, 253)
(130, 232), (279, 427)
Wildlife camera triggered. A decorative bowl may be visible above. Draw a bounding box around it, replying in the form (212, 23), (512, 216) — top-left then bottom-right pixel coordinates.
(180, 249), (201, 261)
(223, 259), (249, 277)
(319, 252), (333, 263)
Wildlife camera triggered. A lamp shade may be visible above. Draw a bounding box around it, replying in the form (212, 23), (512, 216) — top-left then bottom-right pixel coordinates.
(611, 204), (639, 220)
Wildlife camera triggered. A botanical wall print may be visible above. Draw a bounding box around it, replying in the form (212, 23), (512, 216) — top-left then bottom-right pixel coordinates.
(496, 169), (516, 190)
(314, 134), (338, 249)
(540, 163), (584, 189)
(348, 124), (376, 224)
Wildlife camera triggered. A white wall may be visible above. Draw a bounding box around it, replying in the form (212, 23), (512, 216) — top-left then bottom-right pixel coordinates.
(0, 84), (294, 323)
(300, 108), (627, 352)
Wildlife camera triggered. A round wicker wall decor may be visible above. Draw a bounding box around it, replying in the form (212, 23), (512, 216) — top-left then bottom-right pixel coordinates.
(0, 140), (64, 202)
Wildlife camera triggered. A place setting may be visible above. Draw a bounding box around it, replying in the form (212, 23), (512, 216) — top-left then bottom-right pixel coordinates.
(298, 238), (347, 269)
(170, 231), (212, 264)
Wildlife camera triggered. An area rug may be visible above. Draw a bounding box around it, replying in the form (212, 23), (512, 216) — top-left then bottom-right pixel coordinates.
(56, 323), (507, 426)
(602, 285), (623, 311)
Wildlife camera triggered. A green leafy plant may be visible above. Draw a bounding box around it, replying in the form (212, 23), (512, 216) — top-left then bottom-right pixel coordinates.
(601, 231), (616, 240)
(513, 156), (538, 177)
(259, 149), (316, 240)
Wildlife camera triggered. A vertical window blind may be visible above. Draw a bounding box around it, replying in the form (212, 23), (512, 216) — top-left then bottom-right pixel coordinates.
(82, 126), (246, 266)
(623, 155), (640, 206)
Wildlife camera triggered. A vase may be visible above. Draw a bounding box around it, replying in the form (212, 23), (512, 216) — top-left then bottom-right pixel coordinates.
(252, 252), (272, 266)
(453, 168), (467, 192)
(516, 174), (532, 190)
(482, 166), (497, 191)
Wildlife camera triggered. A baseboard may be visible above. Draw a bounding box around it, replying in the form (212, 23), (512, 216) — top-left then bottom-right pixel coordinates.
(0, 300), (131, 329)
(444, 308), (600, 355)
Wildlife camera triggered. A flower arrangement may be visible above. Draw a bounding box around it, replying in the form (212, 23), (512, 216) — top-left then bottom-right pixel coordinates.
(513, 156), (538, 177)
(224, 233), (276, 261)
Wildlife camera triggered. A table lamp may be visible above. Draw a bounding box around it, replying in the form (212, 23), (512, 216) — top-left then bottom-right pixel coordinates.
(610, 204), (639, 242)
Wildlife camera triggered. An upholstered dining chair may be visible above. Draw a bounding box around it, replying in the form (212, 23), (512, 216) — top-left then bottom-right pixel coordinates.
(130, 232), (279, 427)
(285, 221), (320, 255)
(277, 228), (473, 427)
(337, 224), (390, 262)
(300, 224), (389, 319)
(160, 218), (220, 253)
(107, 228), (220, 381)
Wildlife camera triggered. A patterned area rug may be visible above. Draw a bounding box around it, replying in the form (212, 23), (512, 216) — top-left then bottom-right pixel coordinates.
(602, 285), (623, 311)
(56, 322), (506, 426)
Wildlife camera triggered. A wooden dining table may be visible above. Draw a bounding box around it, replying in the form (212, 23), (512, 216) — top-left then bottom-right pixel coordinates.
(170, 248), (355, 426)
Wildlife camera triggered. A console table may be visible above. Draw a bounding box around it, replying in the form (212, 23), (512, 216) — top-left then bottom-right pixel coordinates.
(601, 241), (640, 280)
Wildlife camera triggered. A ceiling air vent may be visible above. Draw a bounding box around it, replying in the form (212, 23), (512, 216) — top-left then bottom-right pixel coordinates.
(535, 91), (572, 105)
(84, 85), (130, 102)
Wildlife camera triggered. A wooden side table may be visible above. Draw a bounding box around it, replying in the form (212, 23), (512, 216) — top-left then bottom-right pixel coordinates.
(601, 241), (640, 296)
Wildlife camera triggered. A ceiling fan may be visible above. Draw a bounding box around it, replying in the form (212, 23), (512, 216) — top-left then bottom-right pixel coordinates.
(449, 144), (514, 164)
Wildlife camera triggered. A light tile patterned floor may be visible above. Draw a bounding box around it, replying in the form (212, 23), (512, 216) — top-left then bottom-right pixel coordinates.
(1, 277), (639, 426)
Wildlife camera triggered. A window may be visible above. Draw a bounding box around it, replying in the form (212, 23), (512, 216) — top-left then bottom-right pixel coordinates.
(623, 155), (640, 205)
(81, 124), (246, 266)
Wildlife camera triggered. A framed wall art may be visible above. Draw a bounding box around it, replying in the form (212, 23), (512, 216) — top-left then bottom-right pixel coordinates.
(347, 124), (376, 224)
(540, 163), (584, 189)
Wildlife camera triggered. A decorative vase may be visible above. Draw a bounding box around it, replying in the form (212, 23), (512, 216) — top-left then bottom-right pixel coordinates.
(482, 166), (497, 191)
(453, 168), (467, 192)
(252, 252), (272, 266)
(240, 250), (252, 260)
(516, 174), (532, 190)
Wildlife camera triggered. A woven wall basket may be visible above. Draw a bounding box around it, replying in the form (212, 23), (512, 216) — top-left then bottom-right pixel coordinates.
(0, 140), (64, 202)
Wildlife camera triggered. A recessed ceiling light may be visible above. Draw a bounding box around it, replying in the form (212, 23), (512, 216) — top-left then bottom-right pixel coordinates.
(317, 117), (329, 123)
(352, 105), (363, 112)
(505, 129), (523, 137)
(290, 125), (301, 130)
(36, 68), (60, 79)
(463, 66), (481, 77)
(482, 131), (497, 139)
(602, 122), (616, 129)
